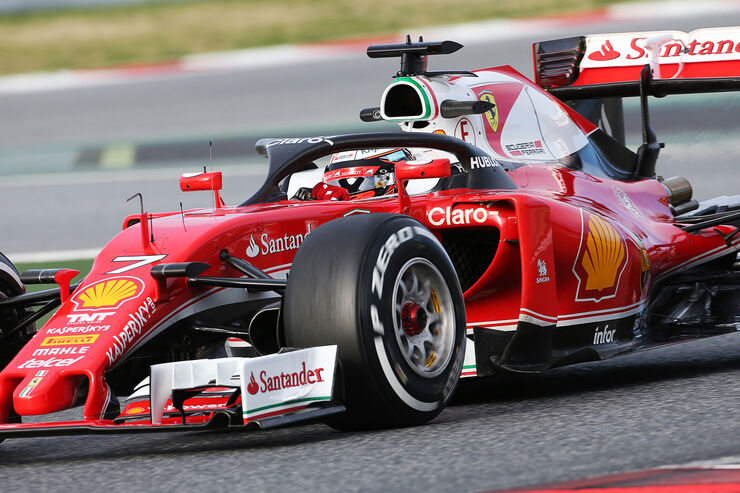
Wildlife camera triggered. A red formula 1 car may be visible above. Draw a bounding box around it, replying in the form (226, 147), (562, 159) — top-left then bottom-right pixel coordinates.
(0, 28), (738, 441)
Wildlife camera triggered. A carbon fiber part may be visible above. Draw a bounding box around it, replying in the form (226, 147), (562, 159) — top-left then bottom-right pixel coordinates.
(440, 228), (499, 292)
(244, 132), (515, 207)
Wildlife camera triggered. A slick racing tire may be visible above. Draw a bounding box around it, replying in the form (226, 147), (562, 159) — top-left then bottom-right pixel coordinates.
(284, 213), (466, 429)
(0, 252), (33, 371)
(0, 252), (30, 433)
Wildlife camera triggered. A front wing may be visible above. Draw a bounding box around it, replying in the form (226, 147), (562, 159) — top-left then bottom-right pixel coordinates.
(0, 346), (344, 439)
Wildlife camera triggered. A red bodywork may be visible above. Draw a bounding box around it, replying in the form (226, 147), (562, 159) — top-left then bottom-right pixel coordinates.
(1, 48), (738, 434)
(1, 165), (736, 423)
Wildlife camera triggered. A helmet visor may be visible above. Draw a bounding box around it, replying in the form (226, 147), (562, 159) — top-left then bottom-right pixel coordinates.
(323, 165), (396, 195)
(323, 148), (411, 195)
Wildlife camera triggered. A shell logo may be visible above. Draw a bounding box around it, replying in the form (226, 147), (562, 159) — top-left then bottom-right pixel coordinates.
(573, 212), (628, 302)
(126, 406), (146, 415)
(478, 91), (498, 133)
(582, 215), (625, 291)
(639, 245), (651, 292)
(71, 276), (144, 311)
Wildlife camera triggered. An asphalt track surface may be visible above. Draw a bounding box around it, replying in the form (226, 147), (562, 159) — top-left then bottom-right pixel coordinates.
(1, 334), (738, 492)
(0, 9), (739, 493)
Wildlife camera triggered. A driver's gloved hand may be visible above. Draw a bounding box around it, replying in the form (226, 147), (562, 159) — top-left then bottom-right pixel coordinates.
(292, 187), (315, 201)
(311, 182), (350, 201)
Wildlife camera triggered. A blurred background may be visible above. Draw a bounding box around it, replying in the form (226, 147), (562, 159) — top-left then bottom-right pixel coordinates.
(1, 3), (739, 492)
(0, 0), (738, 265)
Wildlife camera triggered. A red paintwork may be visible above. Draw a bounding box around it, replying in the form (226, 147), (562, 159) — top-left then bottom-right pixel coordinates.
(120, 392), (239, 424)
(180, 171), (225, 207)
(54, 269), (79, 303)
(491, 466), (740, 493)
(180, 171), (222, 192)
(1, 45), (738, 432)
(4, 161), (733, 424)
(574, 60), (740, 85)
(396, 158), (451, 181)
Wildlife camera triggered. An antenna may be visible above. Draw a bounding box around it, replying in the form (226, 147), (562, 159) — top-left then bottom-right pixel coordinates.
(179, 201), (186, 230)
(126, 193), (152, 245)
(209, 142), (216, 210)
(126, 193), (144, 215)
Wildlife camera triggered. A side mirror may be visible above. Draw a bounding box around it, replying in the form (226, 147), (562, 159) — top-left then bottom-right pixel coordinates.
(395, 158), (451, 215)
(395, 158), (451, 181)
(180, 171), (222, 191)
(180, 171), (225, 208)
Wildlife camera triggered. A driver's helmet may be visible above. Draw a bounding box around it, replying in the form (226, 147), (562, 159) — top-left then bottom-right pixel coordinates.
(324, 148), (413, 197)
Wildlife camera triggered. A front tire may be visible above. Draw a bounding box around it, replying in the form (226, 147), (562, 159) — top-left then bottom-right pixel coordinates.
(284, 213), (466, 429)
(0, 252), (33, 371)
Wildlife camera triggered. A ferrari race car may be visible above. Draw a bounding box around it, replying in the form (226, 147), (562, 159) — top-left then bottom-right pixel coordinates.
(0, 27), (738, 441)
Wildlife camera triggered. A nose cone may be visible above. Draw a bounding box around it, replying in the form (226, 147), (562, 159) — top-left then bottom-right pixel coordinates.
(13, 371), (82, 416)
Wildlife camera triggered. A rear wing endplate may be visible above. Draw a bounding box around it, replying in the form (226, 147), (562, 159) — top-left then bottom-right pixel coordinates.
(534, 27), (740, 99)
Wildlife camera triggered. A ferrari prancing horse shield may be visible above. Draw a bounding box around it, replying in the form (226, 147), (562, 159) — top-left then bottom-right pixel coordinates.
(572, 210), (628, 302)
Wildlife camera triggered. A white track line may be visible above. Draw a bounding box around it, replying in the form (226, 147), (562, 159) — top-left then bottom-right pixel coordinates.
(7, 248), (101, 263)
(0, 163), (267, 188)
(664, 455), (740, 468)
(2, 0), (739, 95)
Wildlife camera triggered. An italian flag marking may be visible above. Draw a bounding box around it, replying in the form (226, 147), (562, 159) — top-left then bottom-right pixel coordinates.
(243, 395), (332, 421)
(394, 77), (432, 119)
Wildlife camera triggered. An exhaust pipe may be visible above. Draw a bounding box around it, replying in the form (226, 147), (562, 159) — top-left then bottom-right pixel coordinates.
(662, 176), (698, 215)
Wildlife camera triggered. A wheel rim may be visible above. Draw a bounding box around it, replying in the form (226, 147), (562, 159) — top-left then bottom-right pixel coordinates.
(392, 258), (455, 378)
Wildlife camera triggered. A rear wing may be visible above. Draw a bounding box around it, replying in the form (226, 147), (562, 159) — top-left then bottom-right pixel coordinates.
(533, 27), (740, 99)
(532, 27), (740, 179)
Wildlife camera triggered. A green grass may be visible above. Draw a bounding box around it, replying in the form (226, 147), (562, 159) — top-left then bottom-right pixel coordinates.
(0, 0), (628, 75)
(15, 259), (94, 290)
(13, 258), (94, 327)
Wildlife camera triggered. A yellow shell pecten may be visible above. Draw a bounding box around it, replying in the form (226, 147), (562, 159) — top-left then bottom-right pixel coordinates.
(581, 215), (625, 291)
(78, 279), (139, 308)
